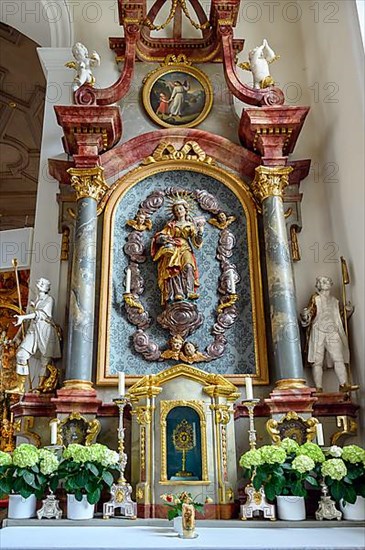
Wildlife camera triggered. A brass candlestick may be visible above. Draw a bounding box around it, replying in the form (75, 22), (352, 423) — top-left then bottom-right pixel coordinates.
(103, 397), (137, 519)
(241, 398), (260, 449)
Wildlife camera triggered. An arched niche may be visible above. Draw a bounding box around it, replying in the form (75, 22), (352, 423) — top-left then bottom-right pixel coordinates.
(97, 147), (268, 388)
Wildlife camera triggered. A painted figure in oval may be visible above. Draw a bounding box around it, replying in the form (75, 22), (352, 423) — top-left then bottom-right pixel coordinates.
(151, 196), (205, 305)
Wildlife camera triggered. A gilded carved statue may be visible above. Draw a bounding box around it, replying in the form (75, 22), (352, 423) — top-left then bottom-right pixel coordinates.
(126, 210), (153, 232)
(208, 211), (236, 231)
(151, 196), (205, 305)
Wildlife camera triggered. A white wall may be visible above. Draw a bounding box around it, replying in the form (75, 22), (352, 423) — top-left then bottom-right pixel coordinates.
(296, 0), (364, 424)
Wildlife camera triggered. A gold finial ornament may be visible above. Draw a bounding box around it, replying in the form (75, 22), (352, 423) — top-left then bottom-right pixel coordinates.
(68, 166), (108, 203)
(251, 166), (293, 204)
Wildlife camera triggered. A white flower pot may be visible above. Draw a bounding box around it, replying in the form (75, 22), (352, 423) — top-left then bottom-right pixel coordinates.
(8, 494), (37, 519)
(67, 494), (95, 520)
(340, 496), (365, 521)
(276, 496), (306, 521)
(172, 516), (183, 534)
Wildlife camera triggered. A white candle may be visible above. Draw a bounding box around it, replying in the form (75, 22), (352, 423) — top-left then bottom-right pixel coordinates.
(50, 421), (58, 445)
(125, 267), (131, 293)
(245, 377), (253, 400)
(118, 371), (125, 396)
(229, 271), (236, 294)
(316, 423), (325, 446)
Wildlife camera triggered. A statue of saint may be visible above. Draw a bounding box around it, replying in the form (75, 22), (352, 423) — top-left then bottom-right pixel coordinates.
(7, 277), (61, 394)
(151, 197), (205, 305)
(300, 276), (357, 393)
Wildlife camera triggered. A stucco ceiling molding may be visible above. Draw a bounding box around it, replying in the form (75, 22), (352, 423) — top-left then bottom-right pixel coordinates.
(0, 1), (74, 48)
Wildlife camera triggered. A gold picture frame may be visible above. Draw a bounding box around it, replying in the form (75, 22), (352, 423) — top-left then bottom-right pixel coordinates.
(142, 56), (213, 128)
(96, 141), (268, 388)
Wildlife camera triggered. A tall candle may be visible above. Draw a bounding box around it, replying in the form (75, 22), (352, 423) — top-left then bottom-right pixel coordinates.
(245, 377), (253, 400)
(50, 421), (58, 445)
(118, 371), (125, 396)
(316, 423), (325, 446)
(125, 267), (131, 293)
(229, 271), (236, 294)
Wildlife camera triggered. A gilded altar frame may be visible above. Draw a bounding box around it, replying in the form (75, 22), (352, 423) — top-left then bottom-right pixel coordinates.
(97, 153), (268, 387)
(159, 399), (209, 483)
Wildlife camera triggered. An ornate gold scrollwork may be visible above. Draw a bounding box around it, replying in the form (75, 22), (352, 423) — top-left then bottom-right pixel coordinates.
(266, 411), (318, 445)
(123, 293), (145, 314)
(331, 415), (358, 445)
(251, 165), (293, 203)
(55, 411), (101, 446)
(143, 140), (215, 166)
(68, 166), (109, 204)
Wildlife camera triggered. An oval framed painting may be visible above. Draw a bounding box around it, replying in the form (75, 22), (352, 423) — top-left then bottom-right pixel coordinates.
(142, 62), (213, 128)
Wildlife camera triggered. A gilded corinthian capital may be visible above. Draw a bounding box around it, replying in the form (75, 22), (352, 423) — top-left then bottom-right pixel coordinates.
(251, 165), (293, 204)
(68, 166), (108, 203)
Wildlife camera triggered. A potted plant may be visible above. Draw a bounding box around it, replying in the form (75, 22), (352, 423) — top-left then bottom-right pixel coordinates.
(239, 439), (322, 520)
(161, 491), (204, 533)
(0, 445), (59, 518)
(57, 443), (119, 520)
(321, 444), (365, 520)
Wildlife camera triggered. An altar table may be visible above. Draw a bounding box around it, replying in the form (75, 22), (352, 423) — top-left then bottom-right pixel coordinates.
(0, 525), (364, 550)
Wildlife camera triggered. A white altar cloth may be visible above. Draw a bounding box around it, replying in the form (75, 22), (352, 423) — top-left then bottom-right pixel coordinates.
(0, 526), (364, 550)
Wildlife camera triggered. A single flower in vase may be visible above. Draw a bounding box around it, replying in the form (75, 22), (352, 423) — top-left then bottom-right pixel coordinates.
(160, 491), (204, 521)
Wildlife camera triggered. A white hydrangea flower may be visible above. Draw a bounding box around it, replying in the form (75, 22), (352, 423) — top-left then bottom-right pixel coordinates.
(328, 445), (343, 458)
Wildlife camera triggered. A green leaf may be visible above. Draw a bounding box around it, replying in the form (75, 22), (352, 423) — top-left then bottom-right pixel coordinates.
(101, 471), (113, 487)
(331, 480), (345, 502)
(87, 463), (99, 477)
(87, 488), (101, 505)
(306, 476), (319, 487)
(23, 471), (36, 488)
(265, 484), (276, 502)
(167, 509), (178, 521)
(343, 485), (357, 505)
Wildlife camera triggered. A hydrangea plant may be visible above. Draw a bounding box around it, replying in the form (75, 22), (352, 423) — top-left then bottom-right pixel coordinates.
(239, 439), (319, 502)
(0, 445), (59, 499)
(321, 444), (365, 504)
(58, 443), (119, 505)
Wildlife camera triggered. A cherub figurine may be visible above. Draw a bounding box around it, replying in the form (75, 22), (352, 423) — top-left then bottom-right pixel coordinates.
(66, 42), (101, 92)
(239, 39), (279, 89)
(161, 335), (184, 361)
(208, 211), (236, 231)
(126, 211), (152, 232)
(179, 341), (208, 364)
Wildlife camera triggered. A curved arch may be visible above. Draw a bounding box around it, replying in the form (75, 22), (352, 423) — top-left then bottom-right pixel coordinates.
(100, 128), (261, 183)
(0, 0), (74, 47)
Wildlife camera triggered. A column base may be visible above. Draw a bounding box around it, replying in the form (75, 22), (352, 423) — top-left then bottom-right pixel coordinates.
(265, 380), (317, 415)
(51, 380), (102, 414)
